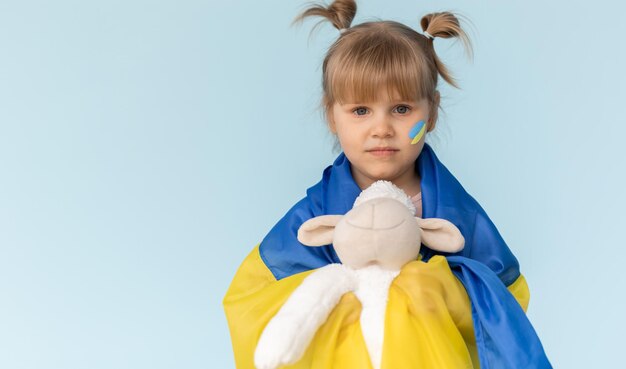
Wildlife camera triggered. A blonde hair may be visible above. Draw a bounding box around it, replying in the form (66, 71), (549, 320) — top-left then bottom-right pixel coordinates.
(291, 0), (474, 152)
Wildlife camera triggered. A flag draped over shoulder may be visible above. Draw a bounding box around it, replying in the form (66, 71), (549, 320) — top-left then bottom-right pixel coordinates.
(224, 143), (551, 368)
(259, 143), (520, 285)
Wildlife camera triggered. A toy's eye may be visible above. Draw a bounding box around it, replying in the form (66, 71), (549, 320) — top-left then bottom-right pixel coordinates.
(353, 107), (368, 116)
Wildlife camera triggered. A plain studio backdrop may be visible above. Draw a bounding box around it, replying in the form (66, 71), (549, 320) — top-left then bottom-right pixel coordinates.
(1, 0), (624, 368)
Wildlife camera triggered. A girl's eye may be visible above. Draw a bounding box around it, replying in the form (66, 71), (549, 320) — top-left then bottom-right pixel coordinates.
(353, 107), (368, 116)
(351, 105), (412, 116)
(394, 105), (411, 114)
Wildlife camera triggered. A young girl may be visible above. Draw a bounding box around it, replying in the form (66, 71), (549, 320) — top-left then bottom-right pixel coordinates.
(224, 1), (549, 368)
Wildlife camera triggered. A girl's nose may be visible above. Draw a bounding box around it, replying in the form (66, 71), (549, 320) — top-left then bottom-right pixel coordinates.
(371, 116), (394, 138)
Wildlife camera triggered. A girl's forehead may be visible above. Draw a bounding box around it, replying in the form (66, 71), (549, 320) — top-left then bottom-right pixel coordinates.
(338, 87), (424, 104)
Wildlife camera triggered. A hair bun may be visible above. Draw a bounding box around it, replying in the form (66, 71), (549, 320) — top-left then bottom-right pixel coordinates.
(291, 0), (357, 34)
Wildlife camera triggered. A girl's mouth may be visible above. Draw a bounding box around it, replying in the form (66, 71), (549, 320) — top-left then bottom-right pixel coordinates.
(368, 148), (399, 157)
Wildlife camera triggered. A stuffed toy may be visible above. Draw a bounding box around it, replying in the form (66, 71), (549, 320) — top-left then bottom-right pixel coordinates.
(254, 180), (466, 369)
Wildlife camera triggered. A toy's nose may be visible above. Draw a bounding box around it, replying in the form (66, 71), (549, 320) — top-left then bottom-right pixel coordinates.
(345, 198), (408, 230)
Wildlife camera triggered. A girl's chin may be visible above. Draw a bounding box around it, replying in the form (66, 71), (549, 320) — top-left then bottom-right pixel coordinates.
(363, 168), (401, 181)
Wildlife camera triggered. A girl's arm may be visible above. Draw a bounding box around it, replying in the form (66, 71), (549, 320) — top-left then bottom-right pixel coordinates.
(507, 273), (530, 312)
(468, 209), (530, 312)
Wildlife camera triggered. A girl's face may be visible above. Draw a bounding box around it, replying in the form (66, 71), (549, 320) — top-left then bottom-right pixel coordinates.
(328, 88), (431, 190)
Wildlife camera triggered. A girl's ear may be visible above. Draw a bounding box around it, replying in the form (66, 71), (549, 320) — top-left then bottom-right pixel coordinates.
(326, 109), (337, 134)
(427, 91), (440, 132)
(323, 97), (337, 134)
(415, 217), (464, 253)
(297, 215), (343, 247)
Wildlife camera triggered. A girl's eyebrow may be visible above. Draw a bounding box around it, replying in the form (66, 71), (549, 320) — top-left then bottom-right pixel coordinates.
(342, 100), (415, 105)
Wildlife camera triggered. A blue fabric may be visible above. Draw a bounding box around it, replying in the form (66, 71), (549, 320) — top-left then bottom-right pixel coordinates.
(448, 256), (552, 368)
(259, 143), (520, 285)
(257, 143), (551, 367)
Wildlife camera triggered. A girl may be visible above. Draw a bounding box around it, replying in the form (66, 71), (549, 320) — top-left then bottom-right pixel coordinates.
(224, 1), (549, 368)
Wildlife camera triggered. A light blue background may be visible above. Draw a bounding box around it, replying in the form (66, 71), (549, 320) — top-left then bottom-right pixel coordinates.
(1, 0), (624, 368)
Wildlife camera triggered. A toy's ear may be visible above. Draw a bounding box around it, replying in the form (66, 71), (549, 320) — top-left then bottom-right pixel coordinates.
(297, 215), (343, 247)
(415, 217), (465, 253)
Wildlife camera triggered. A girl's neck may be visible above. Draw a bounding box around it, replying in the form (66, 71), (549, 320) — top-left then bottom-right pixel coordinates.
(352, 165), (421, 198)
(392, 173), (422, 198)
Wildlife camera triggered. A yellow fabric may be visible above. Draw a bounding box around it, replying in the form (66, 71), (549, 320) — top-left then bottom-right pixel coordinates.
(507, 274), (530, 313)
(224, 245), (484, 368)
(382, 256), (478, 369)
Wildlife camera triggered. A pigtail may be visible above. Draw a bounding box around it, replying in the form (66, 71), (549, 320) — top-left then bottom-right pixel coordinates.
(420, 12), (474, 89)
(291, 0), (357, 36)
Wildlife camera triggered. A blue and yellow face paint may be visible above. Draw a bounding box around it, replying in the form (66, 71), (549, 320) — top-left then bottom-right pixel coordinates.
(409, 120), (426, 144)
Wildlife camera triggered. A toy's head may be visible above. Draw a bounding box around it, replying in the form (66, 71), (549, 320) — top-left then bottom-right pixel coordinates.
(297, 180), (464, 271)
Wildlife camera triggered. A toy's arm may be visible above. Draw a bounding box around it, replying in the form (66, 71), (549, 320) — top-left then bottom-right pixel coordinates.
(223, 244), (309, 369)
(254, 263), (357, 369)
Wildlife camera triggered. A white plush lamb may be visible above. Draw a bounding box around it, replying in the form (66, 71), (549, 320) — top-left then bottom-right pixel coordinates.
(254, 180), (465, 369)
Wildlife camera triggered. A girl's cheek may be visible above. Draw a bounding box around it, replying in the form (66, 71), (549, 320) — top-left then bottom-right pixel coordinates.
(408, 120), (426, 145)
